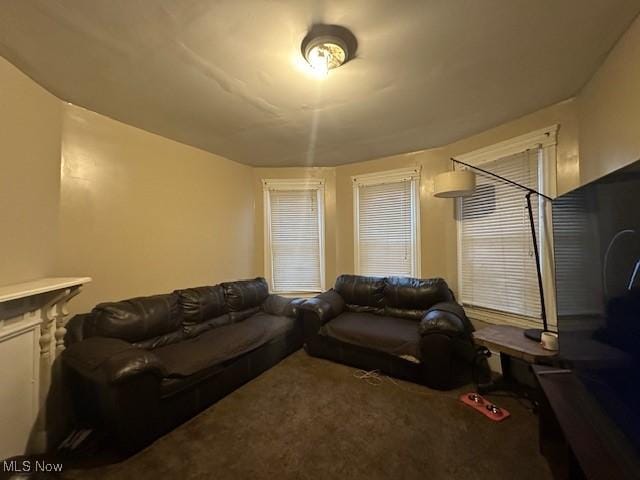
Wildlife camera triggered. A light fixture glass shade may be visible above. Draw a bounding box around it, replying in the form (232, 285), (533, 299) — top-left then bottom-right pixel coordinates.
(305, 41), (346, 76)
(307, 45), (330, 76)
(433, 170), (476, 198)
(308, 43), (345, 73)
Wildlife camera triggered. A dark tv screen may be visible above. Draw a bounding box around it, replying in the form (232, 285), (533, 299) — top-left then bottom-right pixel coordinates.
(552, 159), (640, 459)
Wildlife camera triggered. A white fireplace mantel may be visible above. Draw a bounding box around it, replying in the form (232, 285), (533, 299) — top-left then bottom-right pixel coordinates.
(0, 277), (92, 303)
(0, 276), (91, 460)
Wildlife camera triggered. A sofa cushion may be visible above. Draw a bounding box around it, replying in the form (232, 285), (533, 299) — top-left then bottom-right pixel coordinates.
(382, 307), (427, 321)
(222, 277), (269, 312)
(321, 312), (420, 359)
(87, 293), (182, 343)
(176, 286), (226, 325)
(153, 313), (294, 377)
(230, 307), (261, 323)
(133, 329), (186, 350)
(383, 277), (453, 312)
(334, 274), (385, 308)
(183, 314), (232, 338)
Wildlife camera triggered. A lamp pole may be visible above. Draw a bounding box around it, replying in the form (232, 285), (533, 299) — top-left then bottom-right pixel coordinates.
(524, 192), (548, 340)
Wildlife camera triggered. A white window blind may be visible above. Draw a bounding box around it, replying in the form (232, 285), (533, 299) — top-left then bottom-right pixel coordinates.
(354, 169), (420, 277)
(265, 181), (324, 293)
(459, 149), (542, 319)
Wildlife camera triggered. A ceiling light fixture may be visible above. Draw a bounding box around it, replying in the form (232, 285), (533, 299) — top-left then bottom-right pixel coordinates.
(301, 24), (357, 77)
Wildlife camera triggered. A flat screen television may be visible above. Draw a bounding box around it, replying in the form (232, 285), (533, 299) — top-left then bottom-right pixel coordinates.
(552, 158), (640, 470)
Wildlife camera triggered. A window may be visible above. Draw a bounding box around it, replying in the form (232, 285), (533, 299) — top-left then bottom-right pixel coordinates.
(353, 168), (421, 277)
(263, 179), (325, 293)
(552, 188), (602, 317)
(459, 150), (541, 317)
(456, 126), (558, 328)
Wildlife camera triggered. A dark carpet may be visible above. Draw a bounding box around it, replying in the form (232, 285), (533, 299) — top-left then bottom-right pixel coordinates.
(62, 350), (552, 480)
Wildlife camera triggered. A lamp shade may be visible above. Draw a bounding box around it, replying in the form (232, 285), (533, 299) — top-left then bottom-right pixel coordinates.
(433, 170), (476, 198)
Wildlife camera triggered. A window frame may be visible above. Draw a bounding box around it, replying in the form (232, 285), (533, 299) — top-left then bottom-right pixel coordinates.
(455, 125), (559, 329)
(263, 178), (326, 294)
(352, 167), (422, 278)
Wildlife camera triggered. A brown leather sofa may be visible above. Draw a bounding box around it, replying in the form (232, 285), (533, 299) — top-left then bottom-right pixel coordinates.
(301, 274), (480, 390)
(62, 277), (304, 452)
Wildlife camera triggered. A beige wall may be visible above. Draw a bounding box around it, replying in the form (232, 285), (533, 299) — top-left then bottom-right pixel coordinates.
(6, 8), (640, 310)
(0, 57), (62, 286)
(0, 52), (581, 308)
(1, 55), (258, 313)
(577, 13), (640, 185)
(253, 167), (337, 290)
(57, 104), (257, 313)
(336, 100), (579, 292)
(253, 100), (579, 293)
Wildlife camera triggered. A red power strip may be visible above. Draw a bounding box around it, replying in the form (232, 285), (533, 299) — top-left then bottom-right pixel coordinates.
(459, 392), (511, 422)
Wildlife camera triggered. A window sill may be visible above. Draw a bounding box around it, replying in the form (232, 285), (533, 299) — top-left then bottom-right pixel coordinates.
(464, 306), (543, 330)
(272, 292), (321, 298)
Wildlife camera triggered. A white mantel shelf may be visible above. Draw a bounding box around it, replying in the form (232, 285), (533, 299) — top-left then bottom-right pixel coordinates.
(0, 277), (92, 304)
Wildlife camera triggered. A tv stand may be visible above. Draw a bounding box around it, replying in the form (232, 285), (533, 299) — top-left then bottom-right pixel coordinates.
(533, 366), (640, 479)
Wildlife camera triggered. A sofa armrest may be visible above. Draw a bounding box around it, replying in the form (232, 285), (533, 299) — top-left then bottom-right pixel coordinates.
(62, 336), (167, 384)
(418, 301), (477, 390)
(103, 348), (167, 383)
(419, 301), (473, 338)
(300, 289), (346, 342)
(300, 290), (346, 341)
(300, 297), (335, 324)
(300, 298), (334, 342)
(302, 289), (345, 322)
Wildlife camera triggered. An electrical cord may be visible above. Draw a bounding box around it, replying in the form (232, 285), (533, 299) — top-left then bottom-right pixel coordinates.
(353, 368), (537, 411)
(352, 369), (461, 400)
(353, 368), (384, 386)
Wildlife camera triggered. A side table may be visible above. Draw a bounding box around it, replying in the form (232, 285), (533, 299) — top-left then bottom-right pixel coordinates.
(473, 324), (558, 400)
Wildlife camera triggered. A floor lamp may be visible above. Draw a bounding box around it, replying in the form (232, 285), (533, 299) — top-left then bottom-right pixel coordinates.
(434, 157), (553, 342)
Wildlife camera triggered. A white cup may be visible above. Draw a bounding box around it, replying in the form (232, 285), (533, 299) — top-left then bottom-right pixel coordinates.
(541, 331), (559, 351)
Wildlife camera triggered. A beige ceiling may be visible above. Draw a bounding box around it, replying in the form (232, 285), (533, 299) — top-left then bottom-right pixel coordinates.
(1, 1), (639, 167)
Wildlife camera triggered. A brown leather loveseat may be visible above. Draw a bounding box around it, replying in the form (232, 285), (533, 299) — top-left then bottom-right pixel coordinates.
(301, 274), (478, 390)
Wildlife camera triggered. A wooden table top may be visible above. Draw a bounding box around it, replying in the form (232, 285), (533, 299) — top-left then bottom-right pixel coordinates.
(473, 324), (557, 363)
